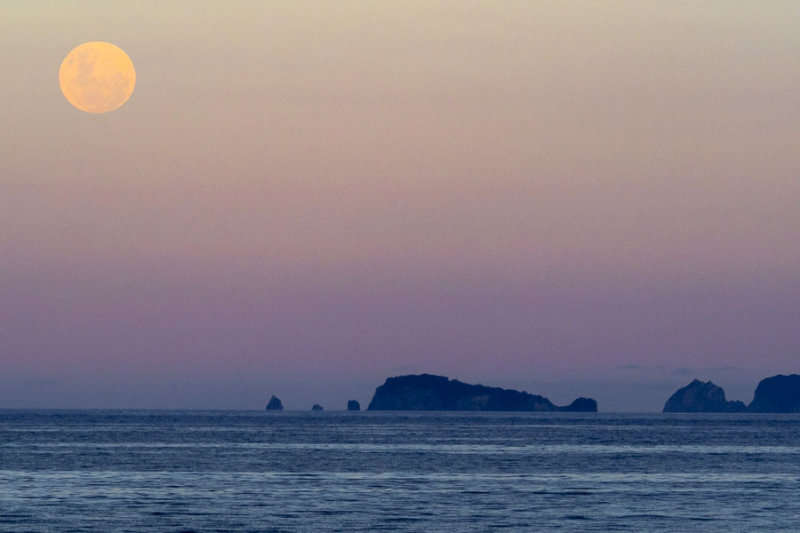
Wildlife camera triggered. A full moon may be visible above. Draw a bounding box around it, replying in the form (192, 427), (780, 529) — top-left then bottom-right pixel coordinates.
(59, 41), (136, 114)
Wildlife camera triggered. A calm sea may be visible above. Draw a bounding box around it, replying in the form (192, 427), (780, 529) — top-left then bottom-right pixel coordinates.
(1, 410), (799, 532)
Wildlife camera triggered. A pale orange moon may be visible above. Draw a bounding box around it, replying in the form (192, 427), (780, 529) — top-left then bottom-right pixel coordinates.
(59, 41), (136, 114)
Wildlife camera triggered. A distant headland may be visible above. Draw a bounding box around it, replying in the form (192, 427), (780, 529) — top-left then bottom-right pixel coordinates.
(663, 374), (800, 413)
(366, 374), (597, 412)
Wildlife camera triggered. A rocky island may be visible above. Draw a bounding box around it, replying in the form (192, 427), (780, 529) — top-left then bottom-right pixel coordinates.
(265, 395), (283, 411)
(663, 374), (800, 413)
(663, 379), (746, 413)
(367, 374), (597, 412)
(749, 374), (800, 413)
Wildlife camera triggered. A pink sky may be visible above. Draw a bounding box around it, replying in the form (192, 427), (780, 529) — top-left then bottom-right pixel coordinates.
(1, 2), (798, 410)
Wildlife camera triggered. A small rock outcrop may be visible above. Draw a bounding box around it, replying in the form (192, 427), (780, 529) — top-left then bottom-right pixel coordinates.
(563, 397), (599, 412)
(749, 374), (800, 413)
(312, 404), (324, 411)
(265, 395), (284, 411)
(347, 400), (361, 411)
(663, 380), (746, 413)
(367, 374), (597, 412)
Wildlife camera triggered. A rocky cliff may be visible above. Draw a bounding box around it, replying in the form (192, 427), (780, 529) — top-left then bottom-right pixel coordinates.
(265, 395), (283, 410)
(662, 379), (746, 413)
(749, 374), (800, 413)
(367, 374), (597, 412)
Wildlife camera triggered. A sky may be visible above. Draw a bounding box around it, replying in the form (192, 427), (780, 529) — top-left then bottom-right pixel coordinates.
(1, 1), (798, 411)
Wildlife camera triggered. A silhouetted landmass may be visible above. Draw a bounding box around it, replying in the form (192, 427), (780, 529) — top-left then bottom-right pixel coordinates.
(749, 374), (800, 413)
(663, 374), (800, 413)
(562, 397), (599, 412)
(663, 379), (746, 413)
(265, 395), (283, 411)
(367, 374), (597, 412)
(312, 404), (324, 411)
(347, 400), (361, 411)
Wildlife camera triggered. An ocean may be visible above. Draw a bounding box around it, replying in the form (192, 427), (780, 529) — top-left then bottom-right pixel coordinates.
(1, 410), (798, 532)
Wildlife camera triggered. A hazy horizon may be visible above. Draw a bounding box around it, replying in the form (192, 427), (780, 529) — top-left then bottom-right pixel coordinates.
(2, 2), (798, 412)
(0, 366), (782, 414)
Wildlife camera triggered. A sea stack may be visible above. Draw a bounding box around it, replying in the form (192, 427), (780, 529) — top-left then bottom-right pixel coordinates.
(312, 404), (324, 411)
(265, 395), (284, 411)
(563, 397), (599, 412)
(347, 400), (361, 411)
(663, 379), (746, 413)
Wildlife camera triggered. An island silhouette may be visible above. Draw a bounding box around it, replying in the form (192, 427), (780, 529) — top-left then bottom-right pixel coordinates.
(367, 374), (597, 412)
(663, 374), (800, 413)
(265, 373), (799, 413)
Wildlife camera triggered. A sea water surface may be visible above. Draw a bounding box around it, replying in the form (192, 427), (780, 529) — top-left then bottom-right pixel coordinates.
(1, 410), (799, 532)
